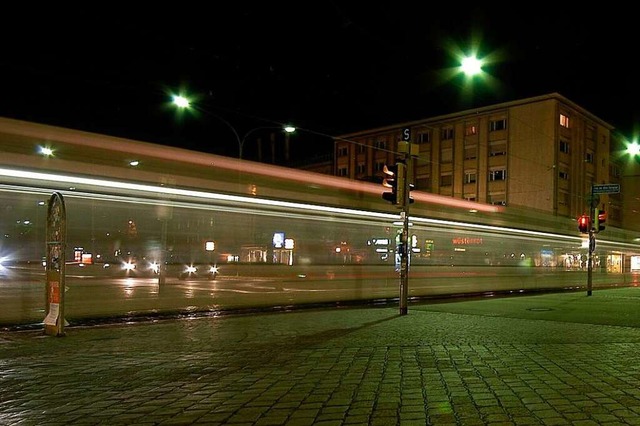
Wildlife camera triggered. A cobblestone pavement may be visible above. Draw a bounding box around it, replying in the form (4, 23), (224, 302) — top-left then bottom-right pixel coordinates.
(1, 287), (640, 425)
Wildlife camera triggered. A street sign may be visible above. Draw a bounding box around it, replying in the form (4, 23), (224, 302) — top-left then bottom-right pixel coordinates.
(402, 127), (411, 141)
(592, 184), (620, 194)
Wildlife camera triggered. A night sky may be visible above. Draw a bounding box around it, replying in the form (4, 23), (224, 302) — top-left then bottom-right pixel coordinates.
(2, 5), (638, 162)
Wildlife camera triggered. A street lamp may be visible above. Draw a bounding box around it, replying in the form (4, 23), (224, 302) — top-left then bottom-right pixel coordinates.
(171, 94), (295, 160)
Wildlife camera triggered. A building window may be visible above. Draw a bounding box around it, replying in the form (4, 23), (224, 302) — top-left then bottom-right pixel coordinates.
(440, 173), (453, 186)
(560, 140), (570, 154)
(418, 132), (431, 144)
(422, 150), (432, 164)
(489, 193), (506, 205)
(558, 191), (570, 206)
(440, 127), (454, 140)
(465, 124), (477, 136)
(357, 144), (367, 154)
(337, 167), (348, 176)
(610, 163), (620, 178)
(489, 141), (506, 157)
(464, 171), (477, 184)
(489, 169), (507, 181)
(441, 148), (453, 163)
(374, 161), (385, 172)
(416, 175), (430, 189)
(356, 163), (366, 175)
(464, 145), (477, 160)
(585, 151), (594, 164)
(560, 114), (570, 128)
(337, 146), (348, 157)
(374, 140), (387, 150)
(559, 171), (569, 180)
(489, 119), (507, 132)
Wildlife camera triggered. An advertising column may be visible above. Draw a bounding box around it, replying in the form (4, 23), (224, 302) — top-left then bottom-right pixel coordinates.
(44, 192), (66, 336)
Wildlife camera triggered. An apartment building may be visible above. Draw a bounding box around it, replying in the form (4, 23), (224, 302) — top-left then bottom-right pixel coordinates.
(334, 93), (638, 231)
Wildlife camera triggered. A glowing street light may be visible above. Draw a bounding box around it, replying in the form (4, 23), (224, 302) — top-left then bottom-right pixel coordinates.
(460, 55), (483, 77)
(626, 141), (640, 156)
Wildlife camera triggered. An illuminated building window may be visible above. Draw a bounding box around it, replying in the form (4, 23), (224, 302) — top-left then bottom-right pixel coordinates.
(560, 113), (570, 128)
(465, 124), (477, 136)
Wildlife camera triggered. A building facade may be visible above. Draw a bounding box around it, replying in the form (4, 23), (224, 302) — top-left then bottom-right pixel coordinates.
(334, 93), (639, 231)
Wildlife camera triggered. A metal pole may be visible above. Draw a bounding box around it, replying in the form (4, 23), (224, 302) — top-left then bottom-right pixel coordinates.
(398, 133), (414, 315)
(158, 218), (168, 285)
(587, 229), (593, 296)
(399, 207), (409, 315)
(587, 186), (595, 296)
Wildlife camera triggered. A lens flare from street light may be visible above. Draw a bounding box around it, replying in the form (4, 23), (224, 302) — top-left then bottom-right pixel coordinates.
(461, 55), (483, 76)
(39, 146), (54, 156)
(172, 95), (190, 108)
(626, 141), (640, 156)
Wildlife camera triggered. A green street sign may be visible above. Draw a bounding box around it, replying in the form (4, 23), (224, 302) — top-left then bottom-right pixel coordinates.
(592, 184), (620, 194)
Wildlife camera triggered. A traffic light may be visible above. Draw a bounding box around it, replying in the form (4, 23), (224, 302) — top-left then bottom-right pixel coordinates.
(594, 208), (606, 233)
(408, 182), (415, 204)
(577, 214), (590, 234)
(382, 162), (405, 205)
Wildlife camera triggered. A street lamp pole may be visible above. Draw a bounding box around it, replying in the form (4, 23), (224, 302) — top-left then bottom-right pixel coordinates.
(239, 126), (296, 160)
(171, 94), (295, 160)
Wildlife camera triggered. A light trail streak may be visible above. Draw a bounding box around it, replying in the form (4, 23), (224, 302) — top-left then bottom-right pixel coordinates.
(1, 167), (638, 251)
(0, 117), (502, 213)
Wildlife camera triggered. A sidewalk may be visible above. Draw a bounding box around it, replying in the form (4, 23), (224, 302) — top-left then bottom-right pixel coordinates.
(1, 287), (640, 425)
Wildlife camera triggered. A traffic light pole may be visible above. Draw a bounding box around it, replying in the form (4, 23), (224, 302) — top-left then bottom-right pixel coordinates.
(587, 226), (594, 296)
(399, 147), (409, 315)
(398, 132), (418, 315)
(583, 184), (614, 296)
(587, 187), (595, 296)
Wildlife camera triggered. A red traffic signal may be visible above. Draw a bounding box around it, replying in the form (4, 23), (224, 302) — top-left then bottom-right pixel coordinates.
(577, 214), (591, 234)
(381, 162), (405, 205)
(594, 208), (606, 233)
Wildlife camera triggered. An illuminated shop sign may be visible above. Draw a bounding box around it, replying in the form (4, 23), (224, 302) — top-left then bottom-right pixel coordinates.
(273, 232), (285, 248)
(452, 237), (483, 245)
(370, 238), (390, 246)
